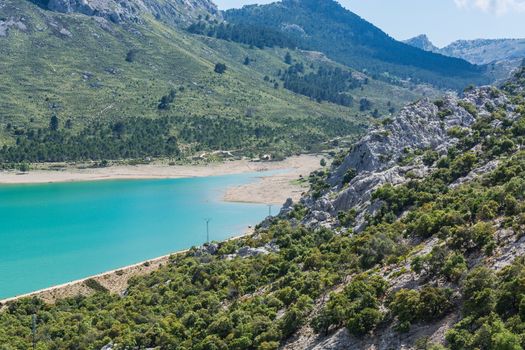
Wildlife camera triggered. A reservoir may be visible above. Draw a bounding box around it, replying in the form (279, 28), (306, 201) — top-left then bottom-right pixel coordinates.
(0, 172), (273, 299)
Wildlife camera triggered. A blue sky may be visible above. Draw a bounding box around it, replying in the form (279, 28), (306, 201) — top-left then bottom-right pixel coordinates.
(214, 0), (525, 47)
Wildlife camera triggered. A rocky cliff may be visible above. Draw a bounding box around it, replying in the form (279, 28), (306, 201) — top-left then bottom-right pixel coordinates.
(276, 69), (525, 349)
(32, 0), (219, 25)
(295, 85), (513, 233)
(403, 34), (440, 53)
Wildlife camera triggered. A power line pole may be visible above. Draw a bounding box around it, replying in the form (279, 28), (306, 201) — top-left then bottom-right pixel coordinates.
(205, 218), (212, 244)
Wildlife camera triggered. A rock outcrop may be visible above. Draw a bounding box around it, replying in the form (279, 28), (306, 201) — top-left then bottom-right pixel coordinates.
(32, 0), (219, 26)
(403, 34), (440, 53)
(0, 18), (27, 37)
(298, 86), (514, 232)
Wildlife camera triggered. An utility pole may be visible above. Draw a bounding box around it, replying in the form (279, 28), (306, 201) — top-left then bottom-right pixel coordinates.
(32, 314), (37, 350)
(205, 218), (212, 244)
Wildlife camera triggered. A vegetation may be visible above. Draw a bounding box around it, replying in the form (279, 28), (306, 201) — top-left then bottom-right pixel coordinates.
(224, 0), (489, 89)
(281, 64), (359, 106)
(0, 113), (359, 164)
(0, 0), (373, 162)
(0, 0), (427, 162)
(187, 22), (298, 49)
(0, 73), (525, 350)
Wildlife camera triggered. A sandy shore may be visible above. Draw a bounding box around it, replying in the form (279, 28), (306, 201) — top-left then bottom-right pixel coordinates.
(0, 155), (322, 205)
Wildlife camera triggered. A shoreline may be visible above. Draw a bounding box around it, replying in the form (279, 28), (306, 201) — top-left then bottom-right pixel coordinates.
(0, 155), (323, 305)
(0, 155), (320, 185)
(0, 230), (254, 306)
(0, 154), (322, 204)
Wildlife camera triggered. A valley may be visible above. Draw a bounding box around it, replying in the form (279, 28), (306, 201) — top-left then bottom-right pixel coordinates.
(1, 0), (525, 349)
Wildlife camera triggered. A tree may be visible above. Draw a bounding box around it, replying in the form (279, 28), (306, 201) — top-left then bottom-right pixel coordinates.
(158, 90), (177, 110)
(284, 52), (292, 65)
(125, 49), (137, 63)
(347, 308), (383, 336)
(112, 122), (126, 139)
(18, 163), (30, 172)
(214, 63), (227, 74)
(49, 115), (59, 131)
(243, 56), (251, 65)
(343, 168), (357, 184)
(359, 98), (373, 111)
(462, 267), (496, 317)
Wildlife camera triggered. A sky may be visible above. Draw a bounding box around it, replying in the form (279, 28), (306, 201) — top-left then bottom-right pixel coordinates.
(214, 0), (525, 47)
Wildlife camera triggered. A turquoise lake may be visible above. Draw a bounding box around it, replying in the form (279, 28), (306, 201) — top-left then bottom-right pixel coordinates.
(0, 172), (274, 299)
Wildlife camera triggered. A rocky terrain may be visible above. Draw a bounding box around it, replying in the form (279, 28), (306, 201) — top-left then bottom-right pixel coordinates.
(405, 35), (525, 81)
(32, 0), (219, 25)
(403, 35), (440, 54)
(273, 70), (525, 349)
(296, 86), (507, 232)
(442, 39), (525, 66)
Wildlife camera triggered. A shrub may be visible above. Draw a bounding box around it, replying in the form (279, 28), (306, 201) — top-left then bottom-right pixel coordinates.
(342, 168), (357, 184)
(389, 287), (453, 332)
(214, 63), (227, 74)
(462, 267), (496, 317)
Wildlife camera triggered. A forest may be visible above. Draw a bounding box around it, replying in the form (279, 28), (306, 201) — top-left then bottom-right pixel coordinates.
(187, 21), (298, 49)
(281, 63), (361, 107)
(224, 0), (489, 90)
(0, 113), (360, 167)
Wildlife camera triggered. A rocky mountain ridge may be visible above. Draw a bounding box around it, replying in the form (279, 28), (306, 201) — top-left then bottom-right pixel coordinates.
(405, 35), (525, 66)
(30, 0), (219, 25)
(403, 34), (440, 53)
(405, 35), (525, 82)
(295, 85), (512, 233)
(275, 69), (525, 349)
(442, 38), (525, 65)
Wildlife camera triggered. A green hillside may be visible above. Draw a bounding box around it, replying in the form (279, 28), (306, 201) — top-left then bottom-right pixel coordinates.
(0, 0), (429, 164)
(224, 0), (490, 90)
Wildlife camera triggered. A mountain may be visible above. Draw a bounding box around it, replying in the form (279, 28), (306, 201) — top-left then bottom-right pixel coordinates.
(405, 35), (525, 81)
(442, 38), (525, 65)
(403, 34), (440, 53)
(28, 0), (220, 26)
(282, 67), (525, 349)
(224, 0), (489, 90)
(1, 0), (435, 165)
(1, 67), (524, 350)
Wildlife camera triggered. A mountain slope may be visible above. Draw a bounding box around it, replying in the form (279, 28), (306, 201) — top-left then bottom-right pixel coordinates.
(405, 35), (525, 82)
(281, 71), (525, 349)
(224, 0), (488, 90)
(0, 0), (434, 164)
(442, 38), (525, 65)
(28, 0), (220, 26)
(0, 69), (524, 350)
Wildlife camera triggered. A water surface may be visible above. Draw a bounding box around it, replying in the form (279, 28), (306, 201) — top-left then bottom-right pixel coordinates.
(0, 172), (273, 299)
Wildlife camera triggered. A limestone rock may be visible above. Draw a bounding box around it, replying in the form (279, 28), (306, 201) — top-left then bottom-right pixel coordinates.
(43, 0), (219, 26)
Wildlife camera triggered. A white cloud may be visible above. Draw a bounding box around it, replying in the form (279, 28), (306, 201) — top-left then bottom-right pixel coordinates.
(454, 0), (525, 14)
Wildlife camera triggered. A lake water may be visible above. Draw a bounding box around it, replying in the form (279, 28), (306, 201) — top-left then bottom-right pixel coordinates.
(0, 172), (274, 299)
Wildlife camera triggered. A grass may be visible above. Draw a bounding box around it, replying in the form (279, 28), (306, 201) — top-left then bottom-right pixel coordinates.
(0, 0), (431, 157)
